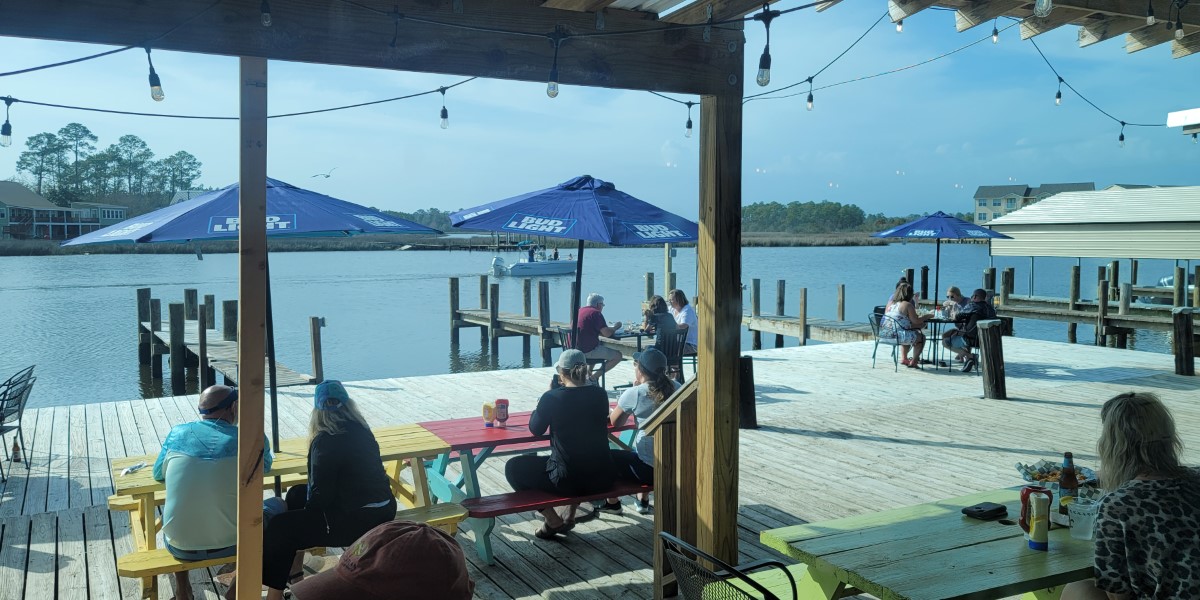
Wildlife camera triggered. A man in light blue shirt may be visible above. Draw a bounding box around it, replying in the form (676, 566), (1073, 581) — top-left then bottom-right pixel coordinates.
(153, 385), (272, 600)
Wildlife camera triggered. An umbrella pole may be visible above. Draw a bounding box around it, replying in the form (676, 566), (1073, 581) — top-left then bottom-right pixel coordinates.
(265, 255), (282, 497)
(934, 239), (941, 307)
(570, 240), (585, 345)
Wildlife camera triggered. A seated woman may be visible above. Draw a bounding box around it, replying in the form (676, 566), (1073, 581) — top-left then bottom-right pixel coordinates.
(505, 349), (616, 539)
(643, 295), (678, 351)
(882, 283), (928, 369)
(252, 381), (397, 600)
(1062, 392), (1200, 600)
(599, 347), (680, 515)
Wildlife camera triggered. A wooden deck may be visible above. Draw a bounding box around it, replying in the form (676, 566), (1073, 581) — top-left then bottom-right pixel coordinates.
(2, 338), (1198, 599)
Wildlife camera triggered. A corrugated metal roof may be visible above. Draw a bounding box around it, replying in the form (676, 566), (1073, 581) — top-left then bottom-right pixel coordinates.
(1029, 182), (1094, 197)
(0, 181), (61, 209)
(974, 184), (1029, 198)
(988, 186), (1200, 225)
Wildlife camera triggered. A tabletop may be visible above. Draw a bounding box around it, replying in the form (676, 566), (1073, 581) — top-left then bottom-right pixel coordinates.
(419, 408), (635, 453)
(760, 488), (1095, 600)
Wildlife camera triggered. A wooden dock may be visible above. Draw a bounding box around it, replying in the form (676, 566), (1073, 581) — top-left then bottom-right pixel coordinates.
(3, 337), (1197, 599)
(140, 320), (315, 387)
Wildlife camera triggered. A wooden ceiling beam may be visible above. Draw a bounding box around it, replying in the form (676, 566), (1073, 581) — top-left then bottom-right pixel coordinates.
(955, 0), (1025, 32)
(888, 0), (941, 23)
(1021, 7), (1092, 39)
(1078, 14), (1147, 46)
(815, 0), (845, 11)
(1173, 32), (1200, 58)
(1050, 0), (1200, 24)
(0, 0), (742, 96)
(664, 0), (767, 25)
(541, 0), (618, 13)
(1127, 21), (1200, 52)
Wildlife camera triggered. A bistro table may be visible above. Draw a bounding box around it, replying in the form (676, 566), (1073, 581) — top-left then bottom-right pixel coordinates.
(759, 488), (1094, 600)
(921, 315), (956, 371)
(611, 327), (652, 351)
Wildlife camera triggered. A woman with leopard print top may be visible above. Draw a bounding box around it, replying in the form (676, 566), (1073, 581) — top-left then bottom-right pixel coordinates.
(1064, 392), (1200, 600)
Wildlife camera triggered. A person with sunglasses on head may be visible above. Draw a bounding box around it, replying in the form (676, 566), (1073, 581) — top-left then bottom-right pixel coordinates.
(153, 385), (273, 600)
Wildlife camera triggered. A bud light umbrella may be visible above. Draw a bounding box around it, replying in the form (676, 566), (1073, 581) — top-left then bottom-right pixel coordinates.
(449, 175), (698, 341)
(871, 211), (1011, 302)
(65, 178), (440, 493)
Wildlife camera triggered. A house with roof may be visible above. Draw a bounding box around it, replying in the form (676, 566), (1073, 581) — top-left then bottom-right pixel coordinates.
(972, 182), (1095, 224)
(0, 181), (128, 240)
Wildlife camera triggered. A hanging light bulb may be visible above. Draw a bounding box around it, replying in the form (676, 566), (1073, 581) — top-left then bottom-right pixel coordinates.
(684, 102), (695, 138)
(261, 0), (272, 26)
(439, 88), (449, 129)
(547, 67), (559, 98)
(896, 19), (903, 33)
(1146, 0), (1156, 25)
(0, 97), (12, 148)
(1055, 77), (1063, 106)
(1175, 16), (1185, 39)
(1033, 0), (1054, 18)
(546, 28), (563, 98)
(806, 91), (814, 111)
(992, 22), (1000, 44)
(1118, 122), (1126, 148)
(753, 6), (778, 87)
(1193, 133), (1198, 144)
(145, 48), (165, 102)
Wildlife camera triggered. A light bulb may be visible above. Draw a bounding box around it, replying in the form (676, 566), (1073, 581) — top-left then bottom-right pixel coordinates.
(149, 71), (165, 102)
(756, 50), (771, 87)
(992, 27), (999, 43)
(261, 0), (272, 26)
(1118, 132), (1125, 148)
(896, 19), (903, 33)
(1033, 0), (1053, 18)
(1175, 20), (1185, 39)
(685, 118), (693, 138)
(1193, 133), (1198, 144)
(0, 121), (11, 147)
(440, 106), (449, 129)
(547, 67), (559, 98)
(1055, 90), (1062, 105)
(806, 92), (814, 111)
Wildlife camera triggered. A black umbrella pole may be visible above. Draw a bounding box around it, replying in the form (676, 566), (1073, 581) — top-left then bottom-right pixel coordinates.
(265, 256), (282, 498)
(570, 240), (585, 345)
(934, 239), (941, 309)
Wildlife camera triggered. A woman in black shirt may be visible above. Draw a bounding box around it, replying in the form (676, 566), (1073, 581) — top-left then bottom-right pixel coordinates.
(506, 349), (616, 539)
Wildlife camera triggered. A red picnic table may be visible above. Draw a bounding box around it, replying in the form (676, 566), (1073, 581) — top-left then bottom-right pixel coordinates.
(419, 408), (636, 563)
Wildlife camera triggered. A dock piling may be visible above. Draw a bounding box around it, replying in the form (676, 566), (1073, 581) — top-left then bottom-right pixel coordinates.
(1194, 266), (1200, 309)
(184, 289), (198, 321)
(645, 273), (655, 302)
(449, 278), (461, 346)
(1116, 283), (1133, 348)
(750, 279), (761, 350)
(168, 303), (185, 392)
(489, 283), (501, 354)
(978, 320), (1007, 400)
(522, 280), (532, 356)
(983, 267), (996, 295)
(798, 288), (808, 346)
(222, 300), (238, 342)
(1131, 259), (1139, 288)
(775, 280), (785, 348)
(204, 295), (216, 328)
(1174, 266), (1186, 308)
(150, 299), (163, 379)
(999, 274), (1011, 306)
(919, 266), (929, 301)
(198, 306), (211, 389)
(1096, 279), (1110, 347)
(538, 281), (552, 366)
(479, 275), (489, 346)
(310, 316), (325, 383)
(1173, 308), (1195, 376)
(137, 288), (151, 365)
(837, 284), (845, 322)
(1067, 265), (1080, 343)
(1108, 261), (1120, 301)
(904, 269), (915, 290)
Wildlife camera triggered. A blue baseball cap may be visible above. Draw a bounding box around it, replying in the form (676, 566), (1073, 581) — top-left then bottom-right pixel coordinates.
(315, 380), (349, 410)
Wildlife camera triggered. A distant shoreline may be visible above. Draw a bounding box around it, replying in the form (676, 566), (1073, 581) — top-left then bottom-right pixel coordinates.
(0, 232), (892, 256)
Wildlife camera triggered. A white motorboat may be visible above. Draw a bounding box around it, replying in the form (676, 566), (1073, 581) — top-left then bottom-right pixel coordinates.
(491, 253), (576, 277)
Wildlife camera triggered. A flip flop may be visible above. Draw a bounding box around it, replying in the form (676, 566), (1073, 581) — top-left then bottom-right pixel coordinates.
(534, 521), (574, 539)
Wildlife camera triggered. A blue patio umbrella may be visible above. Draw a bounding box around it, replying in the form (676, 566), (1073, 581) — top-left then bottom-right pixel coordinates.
(449, 175), (698, 341)
(65, 178), (440, 492)
(871, 211), (1011, 301)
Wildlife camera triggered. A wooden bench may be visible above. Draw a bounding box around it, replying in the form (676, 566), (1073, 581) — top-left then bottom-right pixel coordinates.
(460, 480), (652, 563)
(116, 502), (468, 599)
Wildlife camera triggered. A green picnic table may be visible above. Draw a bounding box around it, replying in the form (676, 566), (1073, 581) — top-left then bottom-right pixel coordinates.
(758, 488), (1095, 600)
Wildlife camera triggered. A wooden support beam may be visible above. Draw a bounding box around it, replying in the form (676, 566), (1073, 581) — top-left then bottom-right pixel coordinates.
(1021, 8), (1091, 39)
(695, 89), (742, 565)
(449, 277), (461, 346)
(538, 281), (552, 366)
(1078, 15), (1147, 46)
(137, 288), (152, 365)
(815, 0), (844, 12)
(199, 305), (211, 389)
(751, 278), (761, 350)
(775, 280), (785, 349)
(541, 0), (618, 12)
(888, 0), (939, 23)
(310, 316), (325, 384)
(956, 0), (1024, 32)
(0, 0), (742, 96)
(1173, 32), (1200, 58)
(1126, 25), (1180, 52)
(235, 55), (269, 600)
(1174, 308), (1196, 376)
(978, 320), (1007, 400)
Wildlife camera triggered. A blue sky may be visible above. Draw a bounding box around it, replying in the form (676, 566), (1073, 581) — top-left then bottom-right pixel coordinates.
(1, 2), (1197, 219)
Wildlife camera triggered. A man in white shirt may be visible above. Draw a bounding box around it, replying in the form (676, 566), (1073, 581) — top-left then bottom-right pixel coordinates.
(153, 385), (273, 600)
(667, 289), (698, 355)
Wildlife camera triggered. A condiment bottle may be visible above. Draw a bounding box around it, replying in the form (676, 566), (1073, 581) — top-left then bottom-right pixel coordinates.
(495, 399), (509, 429)
(482, 402), (495, 428)
(1058, 452), (1077, 515)
(1028, 491), (1050, 551)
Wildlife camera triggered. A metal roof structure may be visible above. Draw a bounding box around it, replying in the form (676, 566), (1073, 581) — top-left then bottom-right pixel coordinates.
(987, 186), (1200, 259)
(975, 184), (1031, 198)
(0, 181), (61, 210)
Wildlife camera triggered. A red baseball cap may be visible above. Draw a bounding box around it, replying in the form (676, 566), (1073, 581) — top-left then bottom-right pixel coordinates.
(290, 521), (474, 600)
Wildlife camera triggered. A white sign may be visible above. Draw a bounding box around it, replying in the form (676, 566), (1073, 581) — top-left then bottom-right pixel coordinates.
(627, 223), (688, 240)
(100, 222), (154, 238)
(208, 214), (296, 233)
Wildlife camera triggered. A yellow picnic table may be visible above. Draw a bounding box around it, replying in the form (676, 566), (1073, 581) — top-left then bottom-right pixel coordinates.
(758, 488), (1095, 600)
(110, 423), (449, 554)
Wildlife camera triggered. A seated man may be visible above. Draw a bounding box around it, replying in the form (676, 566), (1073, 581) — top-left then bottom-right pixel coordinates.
(576, 293), (623, 379)
(153, 385), (273, 600)
(940, 288), (996, 373)
(942, 286), (969, 314)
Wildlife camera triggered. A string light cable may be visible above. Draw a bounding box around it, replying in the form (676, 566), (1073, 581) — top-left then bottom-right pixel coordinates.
(1027, 36), (1164, 132)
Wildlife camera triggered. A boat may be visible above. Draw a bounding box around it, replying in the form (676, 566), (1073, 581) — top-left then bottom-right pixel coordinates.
(491, 253), (576, 277)
(1144, 272), (1196, 304)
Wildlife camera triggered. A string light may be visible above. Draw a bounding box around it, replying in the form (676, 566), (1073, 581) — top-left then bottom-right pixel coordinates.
(1118, 121), (1126, 148)
(438, 87), (449, 129)
(1033, 0), (1054, 18)
(896, 19), (903, 33)
(1175, 15), (1185, 39)
(1193, 132), (1198, 144)
(547, 27), (565, 98)
(1, 97), (12, 147)
(145, 48), (164, 102)
(684, 101), (695, 138)
(1147, 0), (1157, 25)
(992, 19), (1000, 43)
(1055, 76), (1063, 105)
(806, 78), (814, 111)
(261, 0), (273, 26)
(753, 4), (780, 87)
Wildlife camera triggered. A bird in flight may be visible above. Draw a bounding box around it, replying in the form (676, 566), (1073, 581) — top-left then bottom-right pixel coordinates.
(312, 167), (337, 178)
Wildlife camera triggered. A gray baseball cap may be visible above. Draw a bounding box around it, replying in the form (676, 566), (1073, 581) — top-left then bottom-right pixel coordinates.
(556, 349), (586, 370)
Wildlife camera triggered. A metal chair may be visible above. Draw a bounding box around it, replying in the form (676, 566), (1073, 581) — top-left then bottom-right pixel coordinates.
(657, 329), (690, 383)
(660, 532), (798, 600)
(0, 365), (34, 398)
(1, 376), (36, 482)
(554, 327), (607, 389)
(868, 313), (901, 372)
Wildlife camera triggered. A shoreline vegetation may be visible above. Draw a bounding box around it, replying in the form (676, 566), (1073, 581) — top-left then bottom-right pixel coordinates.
(0, 232), (904, 256)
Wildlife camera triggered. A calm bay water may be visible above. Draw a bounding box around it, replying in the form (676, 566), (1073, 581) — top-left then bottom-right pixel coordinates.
(0, 245), (1180, 407)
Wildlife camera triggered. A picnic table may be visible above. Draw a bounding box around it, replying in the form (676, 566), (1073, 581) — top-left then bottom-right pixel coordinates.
(759, 488), (1094, 600)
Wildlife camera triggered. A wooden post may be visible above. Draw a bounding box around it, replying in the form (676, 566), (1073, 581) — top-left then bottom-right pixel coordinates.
(1130, 259), (1139, 288)
(652, 417), (679, 599)
(978, 320), (1006, 400)
(1001, 267), (1014, 298)
(1194, 266), (1200, 309)
(222, 300), (238, 342)
(1096, 279), (1109, 347)
(1108, 260), (1120, 301)
(168, 302), (185, 392)
(489, 283), (500, 354)
(479, 275), (489, 346)
(1067, 265), (1080, 343)
(694, 91), (741, 564)
(310, 316), (325, 383)
(775, 280), (785, 348)
(1173, 308), (1195, 376)
(150, 299), (163, 378)
(919, 266), (929, 301)
(1096, 265), (1107, 290)
(538, 281), (552, 366)
(999, 275), (1011, 306)
(668, 272), (677, 294)
(137, 287), (151, 365)
(235, 55), (268, 600)
(645, 272), (655, 301)
(837, 284), (845, 321)
(738, 356), (757, 429)
(750, 279), (761, 350)
(1174, 266), (1186, 307)
(1117, 283), (1132, 349)
(198, 305), (210, 389)
(184, 288), (198, 320)
(904, 268), (915, 289)
(204, 294), (216, 328)
(982, 267), (996, 293)
(664, 243), (674, 298)
(449, 277), (460, 346)
(798, 288), (807, 346)
(522, 278), (532, 317)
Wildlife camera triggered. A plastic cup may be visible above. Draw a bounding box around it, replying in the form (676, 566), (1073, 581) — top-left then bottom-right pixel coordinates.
(1067, 499), (1099, 540)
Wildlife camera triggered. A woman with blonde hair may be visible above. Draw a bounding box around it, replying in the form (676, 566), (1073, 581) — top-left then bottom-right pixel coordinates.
(1063, 392), (1200, 600)
(256, 381), (396, 600)
(882, 283), (928, 369)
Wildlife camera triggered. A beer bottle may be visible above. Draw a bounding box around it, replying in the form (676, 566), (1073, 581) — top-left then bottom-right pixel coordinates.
(1058, 452), (1077, 515)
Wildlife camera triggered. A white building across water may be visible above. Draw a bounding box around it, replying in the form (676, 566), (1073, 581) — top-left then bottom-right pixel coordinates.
(0, 181), (128, 241)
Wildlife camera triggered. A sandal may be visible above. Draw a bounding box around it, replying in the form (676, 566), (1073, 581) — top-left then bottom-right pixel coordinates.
(534, 521), (574, 539)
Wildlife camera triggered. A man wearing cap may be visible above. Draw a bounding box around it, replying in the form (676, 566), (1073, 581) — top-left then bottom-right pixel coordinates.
(576, 293), (623, 381)
(941, 288), (997, 373)
(152, 385), (273, 600)
(289, 521), (474, 599)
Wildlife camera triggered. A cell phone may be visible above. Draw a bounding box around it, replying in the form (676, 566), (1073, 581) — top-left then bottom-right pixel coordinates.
(121, 461), (147, 476)
(962, 502), (1007, 520)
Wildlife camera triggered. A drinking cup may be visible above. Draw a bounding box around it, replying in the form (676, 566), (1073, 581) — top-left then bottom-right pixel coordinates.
(1067, 499), (1100, 540)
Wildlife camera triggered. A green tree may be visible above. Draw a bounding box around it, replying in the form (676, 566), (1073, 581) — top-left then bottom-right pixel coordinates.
(158, 150), (202, 194)
(111, 134), (154, 193)
(56, 122), (97, 193)
(80, 148), (120, 198)
(15, 132), (67, 196)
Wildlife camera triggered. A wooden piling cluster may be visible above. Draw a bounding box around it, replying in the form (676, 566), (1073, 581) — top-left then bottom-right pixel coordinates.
(448, 276), (564, 366)
(135, 287), (322, 392)
(744, 278), (871, 348)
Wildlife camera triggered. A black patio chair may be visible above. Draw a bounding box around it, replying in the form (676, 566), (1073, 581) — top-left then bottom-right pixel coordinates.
(1, 376), (36, 482)
(0, 365), (34, 398)
(554, 327), (607, 389)
(660, 532), (798, 600)
(868, 313), (901, 372)
(658, 328), (690, 383)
